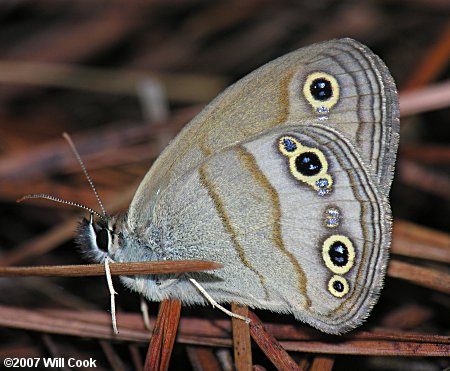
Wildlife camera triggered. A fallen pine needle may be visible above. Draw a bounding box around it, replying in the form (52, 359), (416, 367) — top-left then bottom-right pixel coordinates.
(0, 260), (223, 277)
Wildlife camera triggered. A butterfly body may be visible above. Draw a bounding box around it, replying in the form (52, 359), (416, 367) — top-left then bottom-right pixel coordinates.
(78, 38), (399, 334)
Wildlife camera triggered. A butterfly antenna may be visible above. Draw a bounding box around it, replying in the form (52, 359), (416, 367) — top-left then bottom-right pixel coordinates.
(17, 194), (104, 220)
(62, 132), (108, 217)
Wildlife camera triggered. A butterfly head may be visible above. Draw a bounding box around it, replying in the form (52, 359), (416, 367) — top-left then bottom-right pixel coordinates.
(77, 213), (123, 263)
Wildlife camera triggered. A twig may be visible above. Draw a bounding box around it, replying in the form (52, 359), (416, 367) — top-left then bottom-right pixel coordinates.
(160, 299), (181, 370)
(400, 145), (450, 165)
(310, 355), (334, 371)
(144, 299), (181, 371)
(145, 300), (167, 371)
(398, 159), (450, 200)
(248, 310), (301, 370)
(392, 221), (450, 264)
(186, 346), (222, 370)
(279, 339), (450, 356)
(393, 219), (450, 249)
(0, 305), (449, 356)
(231, 303), (252, 370)
(400, 80), (450, 116)
(129, 344), (144, 371)
(403, 20), (450, 90)
(0, 61), (227, 104)
(100, 340), (127, 371)
(0, 260), (223, 277)
(387, 260), (450, 294)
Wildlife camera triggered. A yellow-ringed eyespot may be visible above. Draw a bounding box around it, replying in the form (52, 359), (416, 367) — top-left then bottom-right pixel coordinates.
(322, 235), (355, 275)
(303, 72), (340, 114)
(328, 275), (349, 298)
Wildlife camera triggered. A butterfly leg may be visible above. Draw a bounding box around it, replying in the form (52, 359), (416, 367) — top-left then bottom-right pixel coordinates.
(189, 278), (250, 323)
(104, 257), (119, 334)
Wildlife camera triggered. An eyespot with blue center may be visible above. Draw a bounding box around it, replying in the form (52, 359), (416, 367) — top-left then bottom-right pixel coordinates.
(322, 235), (355, 275)
(278, 135), (333, 195)
(302, 72), (340, 119)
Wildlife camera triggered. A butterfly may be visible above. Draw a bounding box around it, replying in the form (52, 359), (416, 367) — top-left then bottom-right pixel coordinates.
(31, 38), (400, 335)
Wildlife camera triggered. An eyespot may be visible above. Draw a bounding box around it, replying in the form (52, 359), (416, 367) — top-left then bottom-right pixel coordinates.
(302, 72), (339, 114)
(96, 228), (111, 252)
(328, 275), (349, 298)
(324, 207), (340, 228)
(280, 137), (297, 153)
(279, 136), (300, 156)
(278, 135), (333, 194)
(322, 235), (355, 274)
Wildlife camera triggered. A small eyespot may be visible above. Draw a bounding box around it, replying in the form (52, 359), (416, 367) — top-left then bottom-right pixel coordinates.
(295, 152), (322, 176)
(282, 138), (297, 152)
(279, 136), (299, 155)
(328, 275), (349, 298)
(322, 235), (355, 274)
(303, 72), (339, 114)
(96, 228), (110, 252)
(324, 207), (340, 228)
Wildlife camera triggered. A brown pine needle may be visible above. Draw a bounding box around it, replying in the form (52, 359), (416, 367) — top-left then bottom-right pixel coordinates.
(248, 310), (300, 370)
(145, 299), (181, 371)
(0, 305), (448, 356)
(310, 356), (334, 371)
(0, 260), (223, 277)
(388, 260), (450, 295)
(160, 299), (182, 370)
(231, 303), (252, 371)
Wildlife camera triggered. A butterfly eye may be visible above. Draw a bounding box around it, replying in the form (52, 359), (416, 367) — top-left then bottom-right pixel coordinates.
(328, 275), (349, 298)
(302, 72), (340, 115)
(96, 228), (111, 252)
(322, 235), (355, 275)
